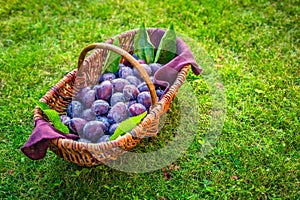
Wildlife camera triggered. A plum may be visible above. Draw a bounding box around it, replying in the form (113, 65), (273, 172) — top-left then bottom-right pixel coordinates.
(111, 78), (130, 92)
(69, 118), (87, 135)
(128, 103), (147, 117)
(67, 101), (83, 118)
(126, 75), (142, 87)
(82, 90), (96, 108)
(98, 73), (116, 83)
(82, 108), (96, 121)
(149, 63), (162, 75)
(107, 102), (129, 123)
(118, 66), (133, 78)
(91, 99), (110, 116)
(137, 82), (149, 92)
(156, 89), (164, 99)
(133, 64), (152, 80)
(94, 80), (113, 101)
(110, 92), (126, 106)
(75, 86), (91, 102)
(127, 100), (137, 108)
(81, 121), (105, 142)
(137, 91), (152, 109)
(96, 135), (110, 143)
(60, 115), (71, 126)
(95, 116), (110, 130)
(109, 123), (120, 135)
(123, 84), (139, 100)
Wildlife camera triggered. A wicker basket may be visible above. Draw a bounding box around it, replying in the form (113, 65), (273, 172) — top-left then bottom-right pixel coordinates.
(34, 29), (191, 167)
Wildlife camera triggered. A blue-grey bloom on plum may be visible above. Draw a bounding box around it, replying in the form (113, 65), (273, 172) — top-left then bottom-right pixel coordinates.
(81, 121), (105, 142)
(92, 99), (110, 115)
(67, 100), (83, 118)
(95, 80), (113, 101)
(110, 92), (127, 106)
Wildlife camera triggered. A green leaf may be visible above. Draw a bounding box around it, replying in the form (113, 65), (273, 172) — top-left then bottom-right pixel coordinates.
(109, 111), (147, 141)
(154, 23), (177, 64)
(32, 99), (50, 111)
(102, 38), (121, 74)
(33, 98), (69, 134)
(134, 22), (155, 63)
(43, 109), (70, 133)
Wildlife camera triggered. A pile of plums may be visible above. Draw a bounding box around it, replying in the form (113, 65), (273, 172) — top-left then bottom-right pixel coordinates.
(60, 55), (165, 143)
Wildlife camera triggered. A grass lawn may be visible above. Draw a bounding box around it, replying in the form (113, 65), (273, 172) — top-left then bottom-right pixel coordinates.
(0, 0), (299, 199)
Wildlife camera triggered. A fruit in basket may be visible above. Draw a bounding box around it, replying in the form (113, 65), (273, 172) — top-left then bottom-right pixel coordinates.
(127, 100), (137, 108)
(61, 24), (176, 141)
(35, 22), (181, 147)
(91, 99), (110, 116)
(67, 101), (83, 118)
(126, 75), (141, 86)
(149, 63), (162, 75)
(82, 108), (96, 121)
(123, 84), (139, 100)
(118, 66), (133, 78)
(107, 102), (129, 124)
(97, 135), (110, 143)
(75, 86), (91, 102)
(137, 91), (152, 109)
(62, 56), (168, 142)
(95, 80), (113, 101)
(82, 89), (96, 108)
(110, 92), (126, 106)
(108, 123), (119, 135)
(98, 73), (116, 83)
(77, 138), (91, 143)
(128, 103), (147, 117)
(95, 116), (110, 131)
(81, 121), (105, 142)
(69, 118), (87, 135)
(137, 82), (150, 92)
(133, 64), (152, 79)
(156, 89), (164, 99)
(60, 115), (71, 125)
(111, 78), (130, 92)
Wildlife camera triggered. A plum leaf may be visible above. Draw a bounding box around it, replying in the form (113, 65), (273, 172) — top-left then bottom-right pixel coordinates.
(34, 99), (70, 134)
(134, 22), (155, 64)
(43, 109), (70, 133)
(103, 38), (121, 74)
(109, 111), (147, 141)
(154, 23), (177, 64)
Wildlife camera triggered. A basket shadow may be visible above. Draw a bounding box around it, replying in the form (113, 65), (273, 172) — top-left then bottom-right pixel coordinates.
(129, 97), (181, 153)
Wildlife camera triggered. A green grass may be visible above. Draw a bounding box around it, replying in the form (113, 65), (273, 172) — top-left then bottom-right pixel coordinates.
(0, 0), (299, 199)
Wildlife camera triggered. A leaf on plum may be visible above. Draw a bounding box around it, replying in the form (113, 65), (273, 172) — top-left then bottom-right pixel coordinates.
(109, 111), (147, 141)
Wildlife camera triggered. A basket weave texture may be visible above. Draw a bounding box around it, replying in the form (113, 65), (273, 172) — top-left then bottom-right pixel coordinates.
(33, 28), (191, 166)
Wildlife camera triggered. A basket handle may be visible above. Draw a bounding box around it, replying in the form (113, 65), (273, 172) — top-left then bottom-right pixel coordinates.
(77, 43), (158, 106)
